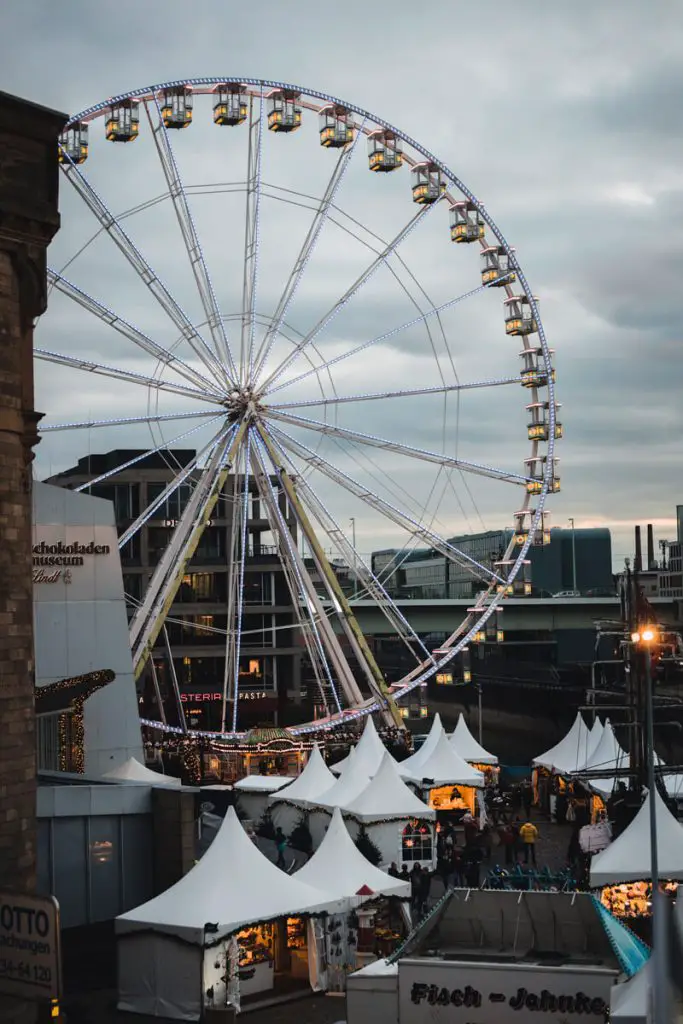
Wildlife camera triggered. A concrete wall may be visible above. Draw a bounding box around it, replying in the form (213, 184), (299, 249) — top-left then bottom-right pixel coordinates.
(33, 481), (143, 775)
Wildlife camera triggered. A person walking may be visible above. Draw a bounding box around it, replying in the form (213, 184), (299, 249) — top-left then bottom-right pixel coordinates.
(519, 820), (538, 866)
(500, 824), (516, 866)
(274, 827), (287, 869)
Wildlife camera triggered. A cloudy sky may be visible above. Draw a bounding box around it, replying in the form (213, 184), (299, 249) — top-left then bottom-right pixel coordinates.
(3, 0), (682, 569)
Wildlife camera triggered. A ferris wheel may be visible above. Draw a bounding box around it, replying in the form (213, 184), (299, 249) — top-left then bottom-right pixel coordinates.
(38, 78), (560, 738)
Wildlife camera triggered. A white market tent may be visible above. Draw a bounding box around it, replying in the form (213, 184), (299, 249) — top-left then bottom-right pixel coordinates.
(574, 720), (629, 800)
(449, 713), (498, 765)
(396, 713), (445, 778)
(532, 712), (594, 774)
(116, 807), (343, 1020)
(233, 775), (293, 793)
(399, 731), (485, 789)
(590, 788), (683, 888)
(295, 807), (410, 901)
(610, 960), (652, 1024)
(268, 745), (338, 833)
(102, 757), (182, 788)
(330, 715), (389, 777)
(315, 747), (371, 810)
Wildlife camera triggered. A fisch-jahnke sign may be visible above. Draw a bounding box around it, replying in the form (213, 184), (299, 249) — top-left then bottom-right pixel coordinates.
(32, 539), (111, 585)
(398, 961), (617, 1024)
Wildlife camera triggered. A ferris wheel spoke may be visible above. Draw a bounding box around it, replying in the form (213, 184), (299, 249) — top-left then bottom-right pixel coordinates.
(259, 202), (440, 394)
(251, 120), (365, 386)
(269, 423), (504, 585)
(266, 409), (529, 487)
(266, 426), (432, 663)
(130, 422), (248, 672)
(267, 376), (519, 411)
(240, 87), (265, 385)
(34, 348), (225, 403)
(58, 156), (228, 387)
(264, 276), (509, 398)
(73, 413), (225, 493)
(145, 99), (237, 384)
(47, 269), (222, 395)
(39, 409), (219, 433)
(250, 434), (345, 715)
(118, 421), (235, 548)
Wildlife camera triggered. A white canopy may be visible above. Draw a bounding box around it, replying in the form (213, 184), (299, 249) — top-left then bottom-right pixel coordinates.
(577, 719), (627, 774)
(588, 717), (604, 754)
(396, 713), (445, 778)
(268, 744), (337, 808)
(532, 712), (593, 774)
(314, 747), (371, 810)
(102, 757), (182, 788)
(344, 752), (436, 822)
(295, 808), (410, 900)
(233, 774), (293, 793)
(117, 807), (342, 944)
(610, 961), (652, 1024)
(449, 713), (498, 765)
(330, 715), (388, 777)
(590, 788), (683, 887)
(399, 731), (485, 789)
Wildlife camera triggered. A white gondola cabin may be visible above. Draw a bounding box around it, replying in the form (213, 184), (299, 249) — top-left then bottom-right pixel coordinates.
(105, 101), (139, 143)
(527, 401), (563, 442)
(367, 130), (403, 172)
(514, 510), (551, 547)
(58, 123), (88, 164)
(449, 200), (485, 243)
(519, 347), (555, 389)
(213, 84), (247, 126)
(318, 104), (354, 148)
(525, 457), (560, 496)
(160, 87), (193, 129)
(411, 162), (445, 205)
(505, 295), (538, 336)
(481, 245), (515, 287)
(266, 90), (302, 133)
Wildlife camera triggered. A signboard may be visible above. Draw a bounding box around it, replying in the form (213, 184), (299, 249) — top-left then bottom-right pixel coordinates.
(0, 892), (61, 1001)
(398, 960), (616, 1024)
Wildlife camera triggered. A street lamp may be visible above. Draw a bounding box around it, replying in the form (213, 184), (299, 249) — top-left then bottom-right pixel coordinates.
(568, 517), (577, 593)
(631, 626), (668, 1024)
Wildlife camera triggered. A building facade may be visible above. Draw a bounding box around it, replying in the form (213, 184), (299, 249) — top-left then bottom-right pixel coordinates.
(47, 449), (306, 730)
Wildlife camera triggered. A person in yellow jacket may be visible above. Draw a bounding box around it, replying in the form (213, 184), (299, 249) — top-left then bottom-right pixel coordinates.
(519, 820), (538, 865)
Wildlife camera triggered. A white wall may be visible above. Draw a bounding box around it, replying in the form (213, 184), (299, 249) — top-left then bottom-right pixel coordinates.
(33, 482), (143, 775)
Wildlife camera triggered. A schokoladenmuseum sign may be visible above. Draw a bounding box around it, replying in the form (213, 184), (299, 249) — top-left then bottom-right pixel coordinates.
(32, 540), (111, 585)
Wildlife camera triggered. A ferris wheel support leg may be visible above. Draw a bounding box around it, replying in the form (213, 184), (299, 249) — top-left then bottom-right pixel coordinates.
(256, 424), (402, 728)
(220, 469), (242, 733)
(149, 652), (167, 725)
(163, 623), (188, 734)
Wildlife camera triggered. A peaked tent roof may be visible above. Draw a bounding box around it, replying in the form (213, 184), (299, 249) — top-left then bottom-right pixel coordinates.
(269, 744), (337, 807)
(576, 719), (627, 774)
(313, 747), (371, 810)
(330, 715), (388, 777)
(610, 960), (652, 1023)
(102, 757), (182, 788)
(399, 731), (485, 788)
(532, 712), (592, 773)
(234, 775), (293, 793)
(449, 714), (498, 765)
(345, 752), (436, 822)
(396, 713), (445, 778)
(295, 808), (411, 899)
(590, 787), (683, 887)
(116, 807), (343, 943)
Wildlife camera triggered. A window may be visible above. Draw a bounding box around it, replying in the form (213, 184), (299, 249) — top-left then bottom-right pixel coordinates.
(147, 482), (192, 522)
(243, 573), (273, 605)
(402, 821), (433, 863)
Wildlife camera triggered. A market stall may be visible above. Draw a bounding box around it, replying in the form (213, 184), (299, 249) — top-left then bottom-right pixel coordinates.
(102, 756), (182, 788)
(116, 807), (345, 1020)
(449, 714), (499, 780)
(233, 774), (293, 824)
(331, 715), (389, 777)
(531, 712), (597, 812)
(590, 788), (683, 920)
(396, 714), (445, 779)
(572, 720), (629, 814)
(399, 732), (484, 816)
(268, 744), (337, 835)
(308, 747), (371, 847)
(343, 753), (437, 870)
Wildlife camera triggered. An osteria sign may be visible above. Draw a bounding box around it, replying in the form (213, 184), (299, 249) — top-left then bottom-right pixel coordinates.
(398, 960), (617, 1024)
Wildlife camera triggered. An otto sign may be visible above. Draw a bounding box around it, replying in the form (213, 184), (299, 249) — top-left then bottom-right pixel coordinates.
(0, 892), (61, 1001)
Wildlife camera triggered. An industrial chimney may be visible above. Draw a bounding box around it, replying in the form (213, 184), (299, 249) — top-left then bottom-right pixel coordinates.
(647, 523), (656, 570)
(634, 525), (642, 572)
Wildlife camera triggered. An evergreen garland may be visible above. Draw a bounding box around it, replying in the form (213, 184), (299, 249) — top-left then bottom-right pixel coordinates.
(355, 826), (382, 866)
(288, 814), (313, 856)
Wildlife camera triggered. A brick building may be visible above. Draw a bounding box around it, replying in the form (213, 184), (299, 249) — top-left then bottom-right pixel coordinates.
(0, 91), (66, 1022)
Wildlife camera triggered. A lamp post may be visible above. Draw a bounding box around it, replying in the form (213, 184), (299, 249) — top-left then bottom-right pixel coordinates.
(568, 517), (577, 593)
(631, 627), (668, 1024)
